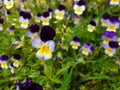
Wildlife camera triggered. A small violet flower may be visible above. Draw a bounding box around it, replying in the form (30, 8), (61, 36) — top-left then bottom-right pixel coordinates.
(73, 0), (85, 15)
(70, 36), (81, 49)
(81, 43), (94, 56)
(110, 0), (120, 6)
(87, 20), (96, 32)
(26, 24), (39, 39)
(41, 12), (50, 26)
(0, 55), (8, 69)
(19, 11), (32, 29)
(54, 4), (65, 20)
(4, 0), (14, 9)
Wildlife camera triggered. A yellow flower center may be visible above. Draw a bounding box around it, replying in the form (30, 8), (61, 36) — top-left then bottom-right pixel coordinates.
(102, 20), (107, 25)
(108, 25), (116, 31)
(75, 7), (82, 14)
(22, 21), (28, 26)
(88, 25), (95, 32)
(35, 17), (40, 23)
(1, 62), (8, 69)
(72, 43), (78, 49)
(13, 61), (19, 67)
(82, 49), (88, 54)
(103, 38), (110, 44)
(0, 25), (3, 30)
(38, 45), (51, 55)
(10, 31), (14, 35)
(112, 0), (119, 3)
(32, 34), (38, 39)
(106, 48), (113, 55)
(7, 2), (13, 7)
(43, 19), (49, 25)
(57, 12), (63, 19)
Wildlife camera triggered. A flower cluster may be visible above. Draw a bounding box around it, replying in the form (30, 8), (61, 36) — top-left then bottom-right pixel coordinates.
(101, 14), (119, 57)
(0, 54), (21, 74)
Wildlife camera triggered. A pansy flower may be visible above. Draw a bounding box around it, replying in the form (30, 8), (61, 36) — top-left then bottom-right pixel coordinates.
(104, 41), (119, 57)
(19, 11), (32, 29)
(73, 0), (85, 15)
(54, 4), (65, 20)
(26, 24), (39, 39)
(4, 0), (14, 9)
(32, 26), (56, 60)
(9, 54), (21, 74)
(0, 55), (8, 69)
(16, 79), (43, 90)
(101, 14), (111, 27)
(41, 12), (50, 26)
(34, 13), (41, 23)
(70, 36), (81, 49)
(110, 0), (120, 6)
(81, 43), (94, 56)
(87, 20), (96, 32)
(101, 31), (117, 48)
(5, 10), (11, 16)
(0, 18), (4, 31)
(106, 16), (119, 32)
(8, 25), (15, 35)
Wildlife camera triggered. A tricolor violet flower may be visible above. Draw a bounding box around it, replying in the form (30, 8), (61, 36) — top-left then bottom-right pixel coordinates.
(26, 24), (39, 39)
(0, 55), (8, 69)
(106, 16), (120, 32)
(4, 0), (14, 9)
(104, 41), (119, 57)
(9, 54), (21, 74)
(16, 79), (43, 90)
(101, 14), (111, 27)
(0, 18), (4, 31)
(87, 20), (96, 32)
(54, 4), (65, 20)
(110, 0), (120, 6)
(70, 36), (81, 49)
(73, 0), (85, 15)
(34, 13), (41, 23)
(8, 25), (15, 35)
(101, 31), (117, 49)
(32, 26), (56, 60)
(19, 11), (32, 29)
(81, 43), (94, 56)
(41, 12), (50, 26)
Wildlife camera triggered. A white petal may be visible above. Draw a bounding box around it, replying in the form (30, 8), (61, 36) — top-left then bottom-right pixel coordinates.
(32, 38), (42, 49)
(46, 40), (55, 52)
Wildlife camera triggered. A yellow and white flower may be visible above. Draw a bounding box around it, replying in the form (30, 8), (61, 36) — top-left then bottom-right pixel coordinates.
(4, 0), (14, 9)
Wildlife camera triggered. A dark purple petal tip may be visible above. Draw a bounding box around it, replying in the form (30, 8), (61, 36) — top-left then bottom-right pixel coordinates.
(20, 11), (32, 19)
(40, 26), (56, 42)
(109, 41), (119, 48)
(43, 12), (49, 18)
(30, 24), (40, 33)
(13, 54), (21, 60)
(78, 0), (85, 6)
(103, 14), (110, 20)
(58, 5), (65, 11)
(89, 20), (96, 26)
(1, 55), (8, 61)
(0, 18), (4, 24)
(37, 13), (41, 17)
(48, 8), (52, 12)
(73, 36), (80, 42)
